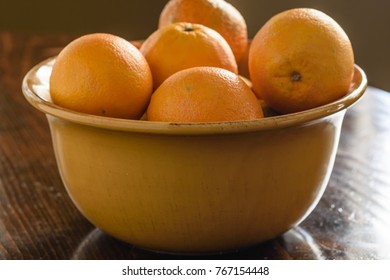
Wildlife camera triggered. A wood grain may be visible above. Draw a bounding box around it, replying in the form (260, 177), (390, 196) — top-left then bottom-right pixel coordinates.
(1, 31), (389, 259)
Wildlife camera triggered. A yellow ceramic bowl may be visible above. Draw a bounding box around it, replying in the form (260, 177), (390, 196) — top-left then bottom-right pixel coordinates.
(22, 58), (367, 254)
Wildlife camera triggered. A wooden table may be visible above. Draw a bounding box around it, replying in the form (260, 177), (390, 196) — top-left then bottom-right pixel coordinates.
(1, 31), (389, 260)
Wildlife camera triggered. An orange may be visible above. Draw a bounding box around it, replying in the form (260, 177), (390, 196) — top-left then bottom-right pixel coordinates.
(50, 33), (153, 119)
(249, 8), (355, 114)
(146, 67), (263, 123)
(140, 22), (237, 89)
(159, 0), (248, 62)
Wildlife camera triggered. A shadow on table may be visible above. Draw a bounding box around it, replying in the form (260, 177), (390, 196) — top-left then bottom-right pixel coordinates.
(71, 226), (323, 260)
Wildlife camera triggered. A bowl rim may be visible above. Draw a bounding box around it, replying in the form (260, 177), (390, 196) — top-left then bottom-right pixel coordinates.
(22, 57), (367, 135)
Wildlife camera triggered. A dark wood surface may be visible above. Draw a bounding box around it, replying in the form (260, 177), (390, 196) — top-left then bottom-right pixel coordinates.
(1, 31), (389, 260)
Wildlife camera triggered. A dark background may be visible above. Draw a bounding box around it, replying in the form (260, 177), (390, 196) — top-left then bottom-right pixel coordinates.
(1, 0), (388, 91)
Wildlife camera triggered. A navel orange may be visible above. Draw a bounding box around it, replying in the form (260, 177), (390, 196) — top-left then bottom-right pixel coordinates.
(159, 0), (248, 62)
(146, 67), (263, 123)
(140, 22), (237, 89)
(249, 8), (355, 114)
(50, 33), (153, 119)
